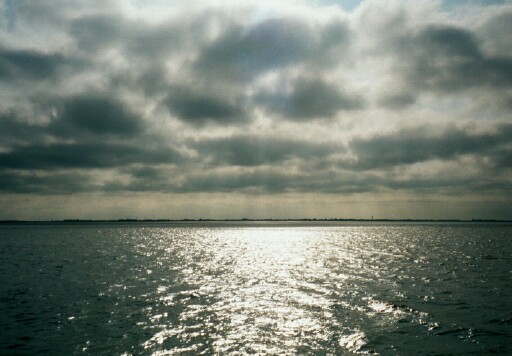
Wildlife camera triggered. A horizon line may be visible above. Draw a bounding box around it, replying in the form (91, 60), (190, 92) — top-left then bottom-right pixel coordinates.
(1, 218), (511, 224)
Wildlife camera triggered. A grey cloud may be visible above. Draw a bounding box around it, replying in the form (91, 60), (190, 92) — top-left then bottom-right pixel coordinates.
(347, 124), (512, 170)
(469, 179), (512, 195)
(0, 112), (47, 146)
(320, 20), (350, 50)
(2, 1), (68, 36)
(69, 8), (228, 53)
(411, 26), (512, 91)
(477, 9), (512, 57)
(104, 168), (378, 195)
(418, 25), (480, 58)
(0, 170), (93, 194)
(96, 169), (300, 194)
(110, 166), (175, 192)
(165, 87), (247, 125)
(190, 16), (356, 121)
(52, 95), (144, 137)
(1, 1), (512, 206)
(129, 166), (164, 180)
(287, 78), (363, 118)
(2, 0), (16, 31)
(490, 147), (512, 169)
(0, 93), (144, 148)
(175, 169), (388, 195)
(375, 172), (512, 197)
(67, 11), (235, 97)
(257, 77), (363, 119)
(0, 142), (181, 170)
(195, 19), (314, 81)
(373, 23), (512, 109)
(378, 92), (416, 109)
(70, 14), (187, 57)
(193, 135), (342, 166)
(177, 170), (306, 193)
(70, 15), (125, 53)
(407, 25), (512, 93)
(0, 47), (66, 80)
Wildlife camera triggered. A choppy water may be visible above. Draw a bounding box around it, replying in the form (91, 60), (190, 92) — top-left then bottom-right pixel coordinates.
(0, 222), (511, 355)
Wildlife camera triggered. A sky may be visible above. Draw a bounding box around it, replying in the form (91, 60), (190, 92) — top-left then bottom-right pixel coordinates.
(0, 0), (511, 220)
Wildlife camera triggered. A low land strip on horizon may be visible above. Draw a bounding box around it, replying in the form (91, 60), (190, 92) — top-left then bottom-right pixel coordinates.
(1, 218), (511, 224)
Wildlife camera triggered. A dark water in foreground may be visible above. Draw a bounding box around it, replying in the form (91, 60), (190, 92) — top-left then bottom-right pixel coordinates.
(0, 222), (511, 355)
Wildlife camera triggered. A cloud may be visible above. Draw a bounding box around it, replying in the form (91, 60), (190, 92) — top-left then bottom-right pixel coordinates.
(173, 169), (302, 193)
(0, 142), (181, 170)
(0, 111), (47, 146)
(194, 18), (317, 81)
(53, 94), (144, 137)
(410, 25), (512, 91)
(70, 15), (127, 53)
(257, 77), (363, 119)
(193, 135), (343, 165)
(0, 170), (93, 194)
(165, 86), (247, 125)
(477, 8), (512, 57)
(377, 92), (416, 109)
(371, 20), (512, 108)
(1, 0), (512, 219)
(0, 46), (66, 80)
(347, 124), (512, 170)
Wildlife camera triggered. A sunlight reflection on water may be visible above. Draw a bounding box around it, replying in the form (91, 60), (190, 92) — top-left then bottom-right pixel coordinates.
(1, 223), (510, 355)
(142, 227), (395, 354)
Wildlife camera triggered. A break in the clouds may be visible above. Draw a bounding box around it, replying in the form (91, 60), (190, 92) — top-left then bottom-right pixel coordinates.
(0, 0), (511, 220)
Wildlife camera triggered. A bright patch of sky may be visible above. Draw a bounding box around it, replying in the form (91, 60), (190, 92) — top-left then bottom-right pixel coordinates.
(314, 0), (508, 11)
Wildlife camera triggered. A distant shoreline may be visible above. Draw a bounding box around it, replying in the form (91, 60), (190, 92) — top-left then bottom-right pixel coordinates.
(1, 218), (511, 224)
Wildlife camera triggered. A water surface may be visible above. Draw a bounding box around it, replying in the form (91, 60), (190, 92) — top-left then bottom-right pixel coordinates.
(0, 222), (511, 354)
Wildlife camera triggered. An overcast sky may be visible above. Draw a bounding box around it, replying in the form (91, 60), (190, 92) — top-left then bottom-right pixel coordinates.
(0, 0), (511, 220)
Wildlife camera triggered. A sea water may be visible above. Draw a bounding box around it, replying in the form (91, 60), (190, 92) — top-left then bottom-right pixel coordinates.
(0, 222), (511, 355)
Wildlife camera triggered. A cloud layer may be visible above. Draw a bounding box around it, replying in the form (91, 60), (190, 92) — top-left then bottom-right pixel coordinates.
(0, 0), (511, 219)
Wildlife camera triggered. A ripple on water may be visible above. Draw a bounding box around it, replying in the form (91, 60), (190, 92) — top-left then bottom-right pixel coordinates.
(0, 223), (511, 355)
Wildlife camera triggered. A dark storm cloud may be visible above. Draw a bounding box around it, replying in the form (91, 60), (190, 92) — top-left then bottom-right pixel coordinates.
(177, 169), (306, 193)
(1, 0), (511, 208)
(419, 25), (480, 58)
(0, 112), (47, 145)
(0, 142), (181, 170)
(68, 14), (177, 96)
(347, 124), (512, 170)
(0, 47), (66, 80)
(165, 87), (247, 125)
(96, 168), (302, 194)
(195, 19), (313, 81)
(377, 23), (512, 108)
(0, 170), (93, 194)
(174, 169), (396, 195)
(411, 25), (512, 91)
(184, 16), (354, 122)
(52, 95), (143, 137)
(257, 77), (363, 119)
(0, 93), (145, 150)
(103, 168), (379, 195)
(194, 135), (342, 166)
(194, 17), (350, 82)
(490, 147), (512, 169)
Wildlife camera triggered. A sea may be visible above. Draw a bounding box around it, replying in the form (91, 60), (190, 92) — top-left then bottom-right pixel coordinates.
(0, 221), (511, 355)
